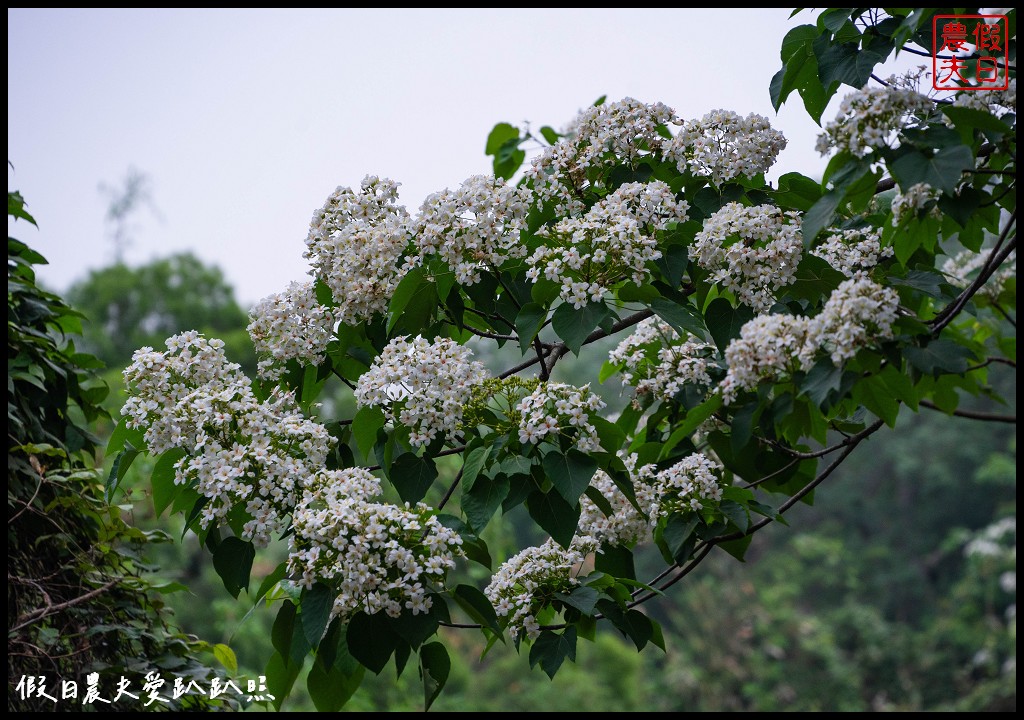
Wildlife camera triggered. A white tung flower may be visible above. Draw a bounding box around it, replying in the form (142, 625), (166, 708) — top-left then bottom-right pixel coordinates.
(514, 382), (606, 452)
(811, 228), (893, 277)
(354, 336), (488, 447)
(693, 202), (803, 311)
(248, 280), (335, 380)
(816, 84), (933, 157)
(667, 109), (787, 185)
(608, 317), (716, 403)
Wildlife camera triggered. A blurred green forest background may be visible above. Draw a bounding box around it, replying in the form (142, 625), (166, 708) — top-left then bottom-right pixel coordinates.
(62, 201), (1015, 710)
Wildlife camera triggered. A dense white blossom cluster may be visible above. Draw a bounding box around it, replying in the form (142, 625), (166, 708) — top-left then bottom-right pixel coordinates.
(485, 536), (597, 640)
(692, 202), (803, 311)
(667, 110), (787, 185)
(578, 453), (658, 547)
(891, 182), (942, 226)
(525, 98), (678, 215)
(953, 78), (1016, 115)
(815, 84), (933, 157)
(811, 228), (893, 277)
(410, 175), (531, 285)
(515, 382), (606, 451)
(527, 181), (688, 307)
(608, 317), (716, 402)
(720, 314), (814, 404)
(288, 467), (463, 620)
(304, 176), (412, 325)
(942, 249), (1017, 301)
(807, 275), (900, 365)
(720, 276), (900, 401)
(652, 453), (723, 516)
(354, 336), (488, 447)
(122, 331), (333, 546)
(248, 280), (335, 380)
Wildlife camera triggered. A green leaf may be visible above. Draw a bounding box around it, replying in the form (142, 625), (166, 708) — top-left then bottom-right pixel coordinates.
(352, 404), (386, 461)
(786, 254), (847, 303)
(516, 302), (548, 354)
(539, 126), (560, 145)
(307, 654), (364, 711)
(526, 490), (581, 548)
(662, 515), (699, 563)
(649, 298), (707, 338)
(555, 586), (600, 616)
(705, 298), (754, 353)
(264, 651), (301, 711)
(460, 445), (489, 491)
(853, 374), (900, 427)
(904, 339), (972, 376)
(301, 583), (335, 648)
(774, 172), (823, 211)
(801, 191), (842, 244)
(941, 105), (1014, 138)
(452, 584), (501, 634)
(543, 449), (598, 505)
(485, 122), (520, 155)
(347, 611), (400, 674)
(420, 642), (451, 710)
(594, 545), (636, 580)
(387, 267), (426, 333)
(213, 643), (238, 673)
(529, 627), (578, 679)
(719, 534), (754, 561)
(551, 301), (612, 355)
(799, 358), (847, 409)
(890, 146), (974, 196)
(392, 608), (440, 650)
(151, 448), (187, 516)
(212, 536), (255, 598)
(462, 474), (510, 533)
(390, 454), (438, 504)
(255, 562), (289, 603)
(105, 416), (145, 455)
(105, 445), (140, 503)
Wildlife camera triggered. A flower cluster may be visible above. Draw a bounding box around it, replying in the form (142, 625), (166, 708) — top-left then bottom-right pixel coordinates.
(608, 317), (716, 403)
(667, 110), (787, 185)
(515, 382), (606, 451)
(527, 181), (688, 307)
(289, 468), (463, 620)
(485, 536), (597, 640)
(247, 280), (335, 380)
(811, 228), (893, 277)
(354, 336), (488, 447)
(578, 453), (658, 547)
(525, 97), (678, 215)
(122, 331), (333, 546)
(953, 78), (1016, 116)
(807, 275), (900, 364)
(719, 314), (814, 404)
(410, 174), (531, 285)
(719, 275), (900, 402)
(692, 202), (803, 311)
(891, 182), (942, 226)
(651, 452), (723, 517)
(815, 84), (933, 157)
(304, 176), (412, 325)
(942, 249), (1017, 301)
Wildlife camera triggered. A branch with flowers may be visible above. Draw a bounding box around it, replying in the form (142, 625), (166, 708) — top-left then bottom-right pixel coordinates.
(106, 8), (1015, 710)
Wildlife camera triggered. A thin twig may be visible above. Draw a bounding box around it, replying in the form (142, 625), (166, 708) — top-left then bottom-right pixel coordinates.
(437, 468), (464, 510)
(918, 400), (1015, 424)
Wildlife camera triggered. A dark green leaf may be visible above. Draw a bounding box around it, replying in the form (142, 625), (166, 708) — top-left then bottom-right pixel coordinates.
(529, 627), (577, 679)
(594, 545), (636, 580)
(462, 474), (510, 533)
(705, 298), (754, 352)
(543, 449), (598, 505)
(392, 609), (440, 650)
(264, 651), (301, 711)
(527, 490), (581, 548)
(212, 536), (255, 598)
(719, 534), (753, 561)
(390, 454), (438, 504)
(420, 642), (451, 710)
(904, 339), (972, 376)
(801, 191), (841, 244)
(301, 583), (335, 648)
(307, 654), (364, 711)
(551, 301), (612, 355)
(662, 515), (699, 563)
(649, 297), (707, 338)
(555, 586), (599, 616)
(452, 584), (500, 634)
(890, 146), (974, 196)
(105, 446), (140, 502)
(387, 267), (426, 333)
(352, 405), (385, 460)
(799, 358), (846, 409)
(515, 302), (548, 354)
(347, 611), (400, 674)
(151, 448), (187, 516)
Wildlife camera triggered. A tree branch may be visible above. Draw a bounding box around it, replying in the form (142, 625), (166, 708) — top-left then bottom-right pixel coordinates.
(918, 400), (1015, 424)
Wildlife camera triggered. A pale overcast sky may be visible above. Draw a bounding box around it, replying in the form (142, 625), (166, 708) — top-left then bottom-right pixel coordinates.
(7, 8), (904, 306)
